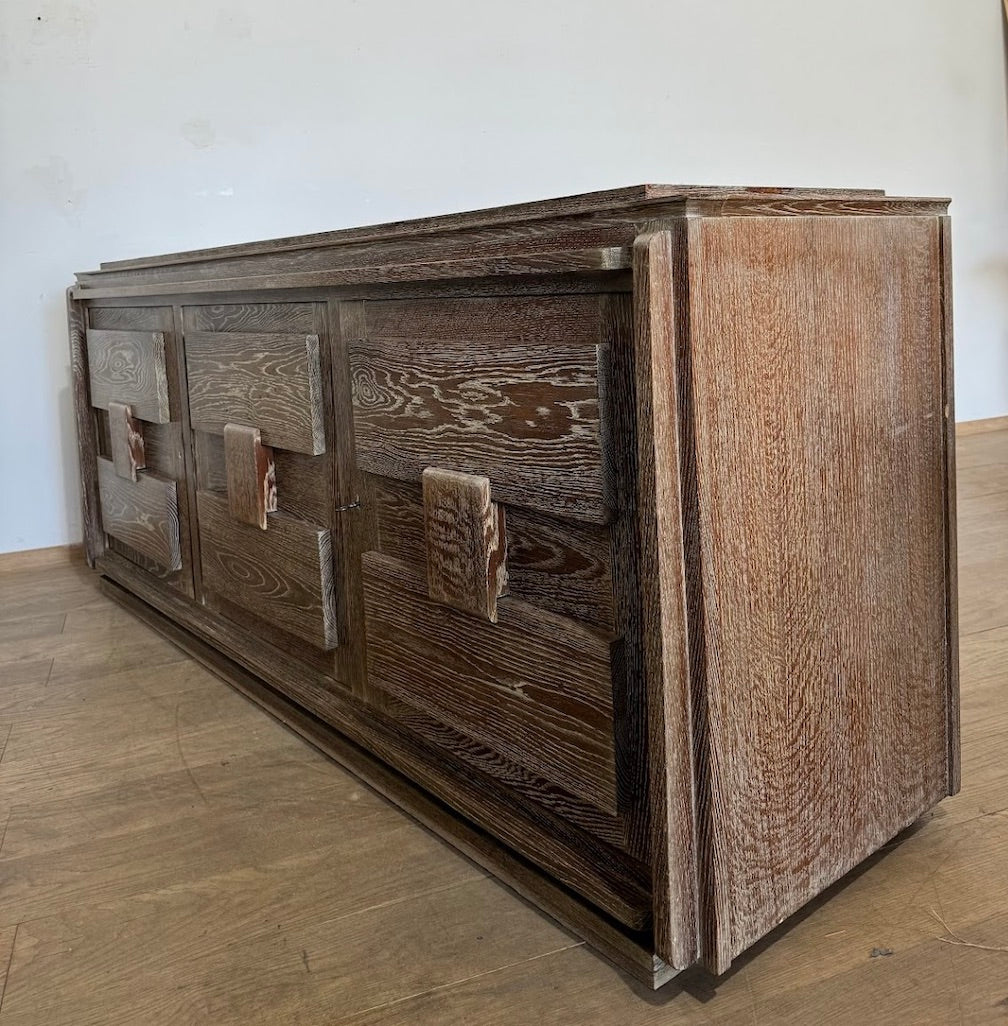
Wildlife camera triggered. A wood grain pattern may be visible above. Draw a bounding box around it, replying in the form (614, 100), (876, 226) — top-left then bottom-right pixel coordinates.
(351, 297), (612, 523)
(372, 476), (616, 631)
(91, 577), (661, 982)
(66, 290), (104, 567)
(185, 332), (326, 455)
(362, 552), (619, 814)
(183, 302), (317, 334)
(422, 467), (507, 622)
(197, 491), (337, 650)
(598, 292), (651, 863)
(86, 329), (170, 423)
(223, 423), (276, 530)
(631, 229), (700, 971)
(96, 457), (181, 571)
(108, 401), (145, 481)
(98, 552), (650, 931)
(385, 701), (628, 849)
(684, 214), (952, 969)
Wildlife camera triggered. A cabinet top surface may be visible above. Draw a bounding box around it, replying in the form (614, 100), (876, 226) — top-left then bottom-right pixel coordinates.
(72, 184), (950, 298)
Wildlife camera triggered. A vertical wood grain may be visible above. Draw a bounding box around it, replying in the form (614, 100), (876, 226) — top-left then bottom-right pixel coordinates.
(66, 290), (104, 567)
(422, 468), (507, 623)
(685, 214), (951, 968)
(108, 402), (145, 482)
(223, 423), (276, 530)
(631, 229), (700, 971)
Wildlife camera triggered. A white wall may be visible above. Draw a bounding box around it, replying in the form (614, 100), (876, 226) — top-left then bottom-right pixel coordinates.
(2, 0), (1006, 554)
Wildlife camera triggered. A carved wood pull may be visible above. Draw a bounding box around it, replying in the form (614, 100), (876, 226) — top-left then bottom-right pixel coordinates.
(108, 401), (145, 482)
(422, 467), (507, 622)
(224, 423), (277, 530)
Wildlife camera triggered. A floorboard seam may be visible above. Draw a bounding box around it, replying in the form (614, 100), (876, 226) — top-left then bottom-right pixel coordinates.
(0, 923), (19, 1015)
(0, 808), (10, 858)
(313, 875), (488, 931)
(0, 725), (11, 765)
(338, 940), (587, 1022)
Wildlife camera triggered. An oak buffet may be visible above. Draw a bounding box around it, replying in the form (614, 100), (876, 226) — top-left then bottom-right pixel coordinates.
(67, 185), (959, 987)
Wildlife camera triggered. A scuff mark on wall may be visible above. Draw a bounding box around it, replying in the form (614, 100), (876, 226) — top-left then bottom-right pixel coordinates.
(181, 118), (216, 149)
(26, 155), (86, 216)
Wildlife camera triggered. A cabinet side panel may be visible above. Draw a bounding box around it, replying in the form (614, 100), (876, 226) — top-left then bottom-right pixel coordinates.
(687, 215), (951, 965)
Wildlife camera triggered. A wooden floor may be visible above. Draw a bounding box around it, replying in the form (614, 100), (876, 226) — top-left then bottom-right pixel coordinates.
(0, 430), (1006, 1024)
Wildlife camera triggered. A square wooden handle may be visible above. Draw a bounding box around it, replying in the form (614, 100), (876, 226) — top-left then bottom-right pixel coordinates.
(223, 423), (277, 530)
(422, 467), (508, 622)
(108, 401), (145, 482)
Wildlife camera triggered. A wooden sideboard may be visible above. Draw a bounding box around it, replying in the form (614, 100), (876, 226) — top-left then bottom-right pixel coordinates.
(67, 185), (959, 987)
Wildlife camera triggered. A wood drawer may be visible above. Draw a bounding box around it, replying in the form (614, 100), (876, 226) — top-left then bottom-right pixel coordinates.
(186, 331), (326, 455)
(87, 328), (170, 423)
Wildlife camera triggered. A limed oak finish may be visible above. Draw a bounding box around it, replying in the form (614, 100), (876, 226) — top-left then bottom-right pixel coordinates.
(67, 184), (958, 988)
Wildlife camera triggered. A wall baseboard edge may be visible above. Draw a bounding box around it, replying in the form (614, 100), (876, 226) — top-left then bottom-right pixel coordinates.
(956, 415), (1008, 437)
(0, 544), (85, 573)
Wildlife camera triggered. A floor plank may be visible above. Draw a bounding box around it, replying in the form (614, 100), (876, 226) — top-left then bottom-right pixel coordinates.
(0, 428), (1003, 1022)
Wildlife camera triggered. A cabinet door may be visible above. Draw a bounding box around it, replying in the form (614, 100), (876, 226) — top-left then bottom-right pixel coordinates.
(342, 295), (648, 871)
(87, 306), (194, 597)
(183, 302), (346, 684)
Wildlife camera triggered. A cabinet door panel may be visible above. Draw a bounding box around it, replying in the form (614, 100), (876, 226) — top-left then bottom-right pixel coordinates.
(345, 293), (647, 875)
(87, 306), (194, 596)
(184, 302), (346, 683)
